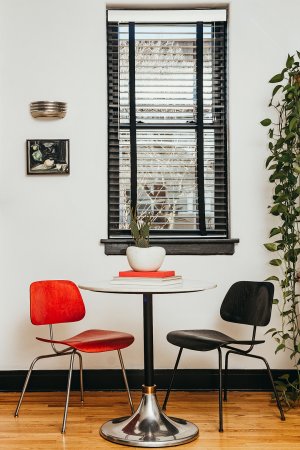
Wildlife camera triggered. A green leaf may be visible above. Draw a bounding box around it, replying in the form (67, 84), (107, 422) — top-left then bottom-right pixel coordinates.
(276, 193), (289, 202)
(261, 118), (272, 126)
(275, 343), (285, 354)
(274, 137), (284, 148)
(270, 258), (282, 266)
(286, 54), (294, 69)
(277, 204), (288, 214)
(265, 155), (274, 168)
(269, 73), (284, 83)
(264, 243), (277, 252)
(140, 223), (150, 239)
(265, 327), (277, 334)
(273, 299), (279, 305)
(274, 383), (287, 392)
(130, 215), (140, 243)
(285, 132), (296, 141)
(289, 116), (298, 131)
(265, 276), (279, 282)
(268, 164), (277, 170)
(275, 380), (287, 387)
(269, 205), (279, 215)
(272, 84), (282, 97)
(279, 373), (290, 380)
(269, 227), (280, 237)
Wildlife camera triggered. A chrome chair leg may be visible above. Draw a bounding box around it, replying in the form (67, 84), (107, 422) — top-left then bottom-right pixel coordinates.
(218, 348), (223, 432)
(162, 347), (183, 411)
(15, 352), (71, 417)
(117, 349), (134, 414)
(75, 351), (84, 404)
(15, 356), (40, 417)
(61, 351), (76, 434)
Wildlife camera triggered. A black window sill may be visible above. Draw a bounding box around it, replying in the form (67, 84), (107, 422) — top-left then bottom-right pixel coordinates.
(100, 238), (239, 255)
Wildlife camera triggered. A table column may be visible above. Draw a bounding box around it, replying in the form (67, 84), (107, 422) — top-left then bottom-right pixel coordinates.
(143, 293), (154, 386)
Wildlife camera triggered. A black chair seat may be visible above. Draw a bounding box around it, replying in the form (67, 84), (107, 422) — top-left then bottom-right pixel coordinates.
(167, 329), (233, 351)
(167, 329), (265, 352)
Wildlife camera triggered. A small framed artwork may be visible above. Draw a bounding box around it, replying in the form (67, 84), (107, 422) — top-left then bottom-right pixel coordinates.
(26, 139), (70, 175)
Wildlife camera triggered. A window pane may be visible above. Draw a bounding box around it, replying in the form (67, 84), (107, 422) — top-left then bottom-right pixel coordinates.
(118, 129), (220, 231)
(119, 25), (129, 125)
(119, 24), (197, 124)
(119, 129), (200, 230)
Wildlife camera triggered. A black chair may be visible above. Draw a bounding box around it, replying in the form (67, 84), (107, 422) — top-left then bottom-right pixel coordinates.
(162, 281), (285, 431)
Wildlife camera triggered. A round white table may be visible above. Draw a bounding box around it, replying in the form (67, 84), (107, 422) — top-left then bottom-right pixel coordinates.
(79, 280), (216, 448)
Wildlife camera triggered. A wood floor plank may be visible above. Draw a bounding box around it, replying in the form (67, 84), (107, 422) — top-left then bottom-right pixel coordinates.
(0, 391), (299, 450)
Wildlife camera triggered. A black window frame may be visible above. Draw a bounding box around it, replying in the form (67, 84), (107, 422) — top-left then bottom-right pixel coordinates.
(102, 11), (239, 255)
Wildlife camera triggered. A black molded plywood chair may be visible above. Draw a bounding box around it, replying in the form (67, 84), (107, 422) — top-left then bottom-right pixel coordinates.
(162, 281), (285, 431)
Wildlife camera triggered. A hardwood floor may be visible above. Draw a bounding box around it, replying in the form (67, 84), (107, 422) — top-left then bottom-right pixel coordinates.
(1, 391), (299, 449)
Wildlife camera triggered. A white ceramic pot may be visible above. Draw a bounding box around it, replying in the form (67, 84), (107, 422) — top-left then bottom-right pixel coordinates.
(126, 246), (166, 272)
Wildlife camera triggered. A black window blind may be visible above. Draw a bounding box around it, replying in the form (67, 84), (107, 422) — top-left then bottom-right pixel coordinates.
(107, 14), (228, 238)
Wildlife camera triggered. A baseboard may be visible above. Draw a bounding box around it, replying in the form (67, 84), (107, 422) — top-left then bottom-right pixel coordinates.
(0, 369), (297, 392)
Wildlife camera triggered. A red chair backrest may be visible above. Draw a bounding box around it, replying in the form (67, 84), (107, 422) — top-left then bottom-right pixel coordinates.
(30, 280), (86, 325)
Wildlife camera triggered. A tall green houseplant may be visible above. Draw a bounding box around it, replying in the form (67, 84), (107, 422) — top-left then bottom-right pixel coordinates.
(261, 52), (300, 406)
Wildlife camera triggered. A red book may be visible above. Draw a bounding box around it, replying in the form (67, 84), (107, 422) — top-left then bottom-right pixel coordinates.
(119, 270), (175, 278)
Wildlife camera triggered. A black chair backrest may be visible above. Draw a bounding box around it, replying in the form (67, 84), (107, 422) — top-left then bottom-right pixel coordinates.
(220, 281), (274, 326)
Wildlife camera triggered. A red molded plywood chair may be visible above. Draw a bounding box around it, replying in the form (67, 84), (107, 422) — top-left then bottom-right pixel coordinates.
(14, 280), (134, 433)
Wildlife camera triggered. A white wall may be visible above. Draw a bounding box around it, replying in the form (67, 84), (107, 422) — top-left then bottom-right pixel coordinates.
(0, 0), (299, 371)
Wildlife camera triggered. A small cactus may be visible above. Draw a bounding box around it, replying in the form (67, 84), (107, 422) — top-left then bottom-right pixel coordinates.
(130, 209), (151, 248)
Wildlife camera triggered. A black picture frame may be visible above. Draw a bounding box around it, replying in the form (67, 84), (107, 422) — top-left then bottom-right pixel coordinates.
(26, 139), (70, 175)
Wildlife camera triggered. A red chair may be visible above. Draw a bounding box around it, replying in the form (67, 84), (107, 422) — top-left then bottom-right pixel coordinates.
(15, 280), (134, 433)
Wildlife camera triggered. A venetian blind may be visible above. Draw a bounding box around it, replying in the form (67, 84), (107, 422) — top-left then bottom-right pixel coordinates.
(107, 11), (228, 237)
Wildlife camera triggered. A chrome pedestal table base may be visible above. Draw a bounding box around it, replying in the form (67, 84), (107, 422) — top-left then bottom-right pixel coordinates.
(78, 285), (216, 448)
(100, 385), (199, 447)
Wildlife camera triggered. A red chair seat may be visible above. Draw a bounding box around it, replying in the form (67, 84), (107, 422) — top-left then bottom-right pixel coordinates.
(36, 329), (134, 353)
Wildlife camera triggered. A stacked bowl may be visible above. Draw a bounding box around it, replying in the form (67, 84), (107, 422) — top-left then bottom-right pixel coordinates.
(30, 101), (67, 118)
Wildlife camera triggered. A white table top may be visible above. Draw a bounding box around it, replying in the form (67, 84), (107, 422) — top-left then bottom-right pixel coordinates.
(78, 279), (217, 295)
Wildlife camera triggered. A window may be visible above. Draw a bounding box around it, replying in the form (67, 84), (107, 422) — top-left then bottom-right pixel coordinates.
(103, 9), (238, 255)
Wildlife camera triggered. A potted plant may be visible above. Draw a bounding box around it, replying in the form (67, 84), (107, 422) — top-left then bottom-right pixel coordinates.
(126, 210), (166, 271)
(261, 52), (300, 407)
